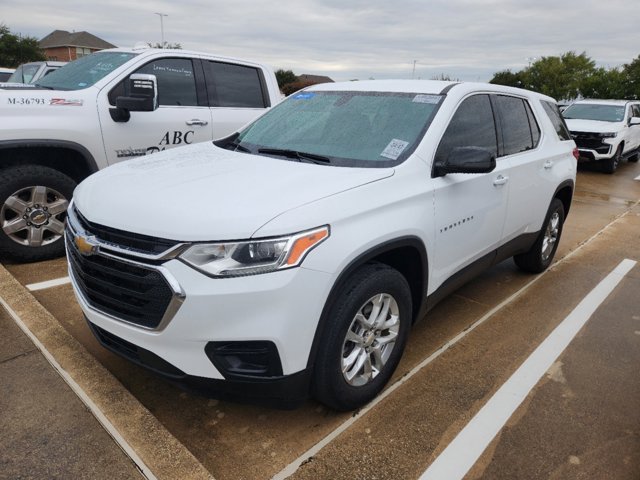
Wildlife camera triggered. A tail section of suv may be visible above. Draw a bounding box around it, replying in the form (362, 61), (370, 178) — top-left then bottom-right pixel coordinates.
(67, 80), (577, 410)
(563, 99), (640, 173)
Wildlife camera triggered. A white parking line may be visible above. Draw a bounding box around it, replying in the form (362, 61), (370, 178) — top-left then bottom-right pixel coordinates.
(0, 296), (158, 480)
(419, 258), (636, 480)
(635, 174), (640, 181)
(26, 276), (71, 291)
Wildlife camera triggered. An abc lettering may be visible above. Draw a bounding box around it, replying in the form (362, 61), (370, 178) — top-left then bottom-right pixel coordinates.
(158, 130), (195, 146)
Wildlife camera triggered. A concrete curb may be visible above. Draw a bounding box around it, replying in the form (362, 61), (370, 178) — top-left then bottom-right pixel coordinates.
(0, 263), (214, 480)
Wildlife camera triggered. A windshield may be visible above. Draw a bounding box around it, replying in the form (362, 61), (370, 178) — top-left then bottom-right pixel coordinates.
(36, 52), (137, 90)
(234, 90), (442, 167)
(8, 64), (40, 84)
(563, 103), (625, 122)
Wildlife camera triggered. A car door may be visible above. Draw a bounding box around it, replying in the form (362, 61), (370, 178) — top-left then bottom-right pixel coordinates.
(202, 59), (272, 139)
(431, 94), (509, 287)
(97, 57), (213, 164)
(628, 104), (640, 151)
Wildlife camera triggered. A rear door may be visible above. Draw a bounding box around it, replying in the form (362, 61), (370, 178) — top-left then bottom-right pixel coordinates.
(431, 94), (509, 287)
(202, 60), (272, 139)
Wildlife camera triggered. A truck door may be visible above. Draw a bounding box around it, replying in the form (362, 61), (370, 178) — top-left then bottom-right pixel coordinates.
(97, 57), (213, 164)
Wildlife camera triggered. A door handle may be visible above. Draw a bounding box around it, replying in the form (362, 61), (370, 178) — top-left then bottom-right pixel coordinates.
(186, 119), (208, 126)
(493, 175), (509, 186)
(544, 160), (554, 169)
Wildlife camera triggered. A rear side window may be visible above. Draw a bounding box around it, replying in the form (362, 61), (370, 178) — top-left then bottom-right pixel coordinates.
(541, 101), (571, 141)
(434, 94), (498, 164)
(206, 61), (267, 108)
(495, 95), (540, 155)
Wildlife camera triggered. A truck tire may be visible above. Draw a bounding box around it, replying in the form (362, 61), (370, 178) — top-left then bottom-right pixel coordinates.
(0, 165), (76, 262)
(603, 145), (623, 174)
(514, 198), (565, 274)
(312, 262), (412, 411)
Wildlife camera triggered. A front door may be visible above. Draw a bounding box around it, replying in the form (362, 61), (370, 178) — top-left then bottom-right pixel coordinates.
(97, 57), (213, 164)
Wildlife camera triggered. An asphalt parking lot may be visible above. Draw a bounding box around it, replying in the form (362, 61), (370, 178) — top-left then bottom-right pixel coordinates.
(1, 160), (639, 480)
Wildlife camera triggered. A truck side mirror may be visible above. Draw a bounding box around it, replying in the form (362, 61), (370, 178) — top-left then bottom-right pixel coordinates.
(628, 117), (640, 127)
(109, 74), (158, 122)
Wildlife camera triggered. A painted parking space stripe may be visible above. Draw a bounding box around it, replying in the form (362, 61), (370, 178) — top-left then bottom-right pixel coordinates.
(635, 174), (640, 181)
(419, 258), (636, 480)
(26, 276), (71, 291)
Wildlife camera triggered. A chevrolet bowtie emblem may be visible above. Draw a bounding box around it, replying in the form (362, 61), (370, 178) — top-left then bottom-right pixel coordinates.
(74, 234), (99, 256)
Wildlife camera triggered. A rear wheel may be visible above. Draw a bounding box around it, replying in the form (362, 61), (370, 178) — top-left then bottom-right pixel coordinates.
(514, 198), (565, 273)
(312, 262), (412, 411)
(0, 165), (75, 262)
(603, 145), (623, 174)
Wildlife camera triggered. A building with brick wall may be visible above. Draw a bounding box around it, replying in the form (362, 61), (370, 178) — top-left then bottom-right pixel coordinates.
(39, 30), (116, 62)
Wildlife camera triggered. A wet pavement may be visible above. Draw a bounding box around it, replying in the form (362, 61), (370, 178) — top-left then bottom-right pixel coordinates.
(1, 159), (639, 480)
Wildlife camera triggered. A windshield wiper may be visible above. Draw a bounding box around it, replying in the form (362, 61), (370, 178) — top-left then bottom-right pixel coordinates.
(257, 148), (331, 164)
(214, 133), (252, 153)
(33, 84), (54, 90)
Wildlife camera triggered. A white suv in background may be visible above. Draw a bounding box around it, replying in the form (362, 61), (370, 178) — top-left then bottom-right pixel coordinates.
(67, 80), (577, 410)
(563, 99), (640, 173)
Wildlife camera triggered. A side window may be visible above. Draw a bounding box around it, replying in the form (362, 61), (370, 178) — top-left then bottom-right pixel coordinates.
(207, 61), (266, 108)
(434, 94), (497, 164)
(495, 95), (535, 155)
(136, 58), (198, 106)
(542, 101), (571, 141)
(525, 101), (541, 146)
(631, 105), (640, 118)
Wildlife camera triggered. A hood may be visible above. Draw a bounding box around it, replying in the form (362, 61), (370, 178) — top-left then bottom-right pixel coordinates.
(74, 142), (394, 241)
(564, 118), (623, 134)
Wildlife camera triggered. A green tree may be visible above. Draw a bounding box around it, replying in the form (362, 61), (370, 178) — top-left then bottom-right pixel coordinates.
(489, 69), (526, 88)
(622, 55), (640, 99)
(0, 24), (45, 67)
(580, 67), (629, 99)
(526, 52), (596, 100)
(275, 69), (297, 89)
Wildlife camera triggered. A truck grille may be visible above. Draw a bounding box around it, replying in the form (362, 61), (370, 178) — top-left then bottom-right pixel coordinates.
(570, 131), (611, 154)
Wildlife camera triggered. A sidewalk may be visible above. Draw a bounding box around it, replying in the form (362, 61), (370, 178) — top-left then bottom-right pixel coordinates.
(0, 307), (143, 479)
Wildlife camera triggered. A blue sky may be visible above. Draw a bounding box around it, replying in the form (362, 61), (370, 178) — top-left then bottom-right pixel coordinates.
(3, 0), (639, 81)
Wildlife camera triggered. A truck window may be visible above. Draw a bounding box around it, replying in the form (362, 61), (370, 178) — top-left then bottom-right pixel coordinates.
(206, 61), (267, 108)
(434, 94), (498, 164)
(136, 58), (198, 107)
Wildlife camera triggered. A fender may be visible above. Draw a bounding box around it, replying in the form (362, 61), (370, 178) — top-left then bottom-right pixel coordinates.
(552, 178), (575, 217)
(0, 139), (99, 173)
(305, 236), (429, 371)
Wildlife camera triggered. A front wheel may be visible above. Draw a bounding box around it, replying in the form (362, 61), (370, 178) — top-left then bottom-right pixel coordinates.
(312, 262), (412, 411)
(0, 165), (76, 262)
(514, 198), (565, 273)
(603, 145), (623, 174)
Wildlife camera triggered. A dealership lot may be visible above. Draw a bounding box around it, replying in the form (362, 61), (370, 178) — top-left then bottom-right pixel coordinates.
(1, 161), (639, 479)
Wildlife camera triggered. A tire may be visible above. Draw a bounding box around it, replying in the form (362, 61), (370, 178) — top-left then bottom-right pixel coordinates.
(629, 149), (639, 163)
(514, 198), (565, 274)
(0, 165), (76, 262)
(603, 145), (623, 174)
(312, 262), (412, 411)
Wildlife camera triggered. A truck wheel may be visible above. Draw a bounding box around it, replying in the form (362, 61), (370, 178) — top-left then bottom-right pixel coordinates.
(0, 165), (76, 262)
(514, 198), (565, 274)
(629, 150), (639, 162)
(603, 145), (623, 174)
(312, 262), (411, 411)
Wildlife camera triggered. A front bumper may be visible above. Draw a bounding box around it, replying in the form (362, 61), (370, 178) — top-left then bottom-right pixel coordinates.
(570, 131), (616, 162)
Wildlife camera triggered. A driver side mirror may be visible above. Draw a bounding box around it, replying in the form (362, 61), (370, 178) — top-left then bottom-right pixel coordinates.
(433, 146), (496, 177)
(109, 74), (158, 122)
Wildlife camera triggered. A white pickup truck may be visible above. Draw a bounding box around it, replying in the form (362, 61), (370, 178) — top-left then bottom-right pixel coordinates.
(0, 47), (280, 261)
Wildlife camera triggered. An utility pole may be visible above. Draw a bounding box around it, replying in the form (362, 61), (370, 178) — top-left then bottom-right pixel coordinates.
(154, 12), (168, 48)
(412, 60), (417, 79)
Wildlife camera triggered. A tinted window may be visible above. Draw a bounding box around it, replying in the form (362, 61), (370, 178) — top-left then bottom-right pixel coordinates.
(434, 94), (497, 164)
(495, 96), (534, 155)
(631, 105), (640, 117)
(525, 101), (541, 146)
(136, 58), (198, 106)
(208, 62), (266, 108)
(542, 101), (571, 140)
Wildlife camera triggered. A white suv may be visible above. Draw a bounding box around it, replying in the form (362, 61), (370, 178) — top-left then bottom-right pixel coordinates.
(67, 80), (577, 410)
(563, 99), (640, 173)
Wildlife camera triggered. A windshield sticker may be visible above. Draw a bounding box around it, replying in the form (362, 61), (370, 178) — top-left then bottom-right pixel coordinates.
(50, 98), (83, 106)
(292, 92), (316, 100)
(380, 139), (409, 160)
(413, 94), (441, 104)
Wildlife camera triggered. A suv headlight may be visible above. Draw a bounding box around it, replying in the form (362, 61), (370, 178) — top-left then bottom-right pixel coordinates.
(599, 132), (617, 138)
(180, 226), (329, 277)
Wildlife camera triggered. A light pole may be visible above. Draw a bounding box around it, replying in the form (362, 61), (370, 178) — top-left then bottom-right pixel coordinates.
(154, 12), (168, 48)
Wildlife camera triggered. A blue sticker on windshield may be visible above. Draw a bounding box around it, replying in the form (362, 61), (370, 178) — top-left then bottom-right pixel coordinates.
(292, 92), (316, 100)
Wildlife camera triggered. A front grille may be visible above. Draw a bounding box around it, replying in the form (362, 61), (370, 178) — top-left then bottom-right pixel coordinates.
(67, 229), (174, 329)
(73, 205), (179, 255)
(571, 132), (611, 154)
